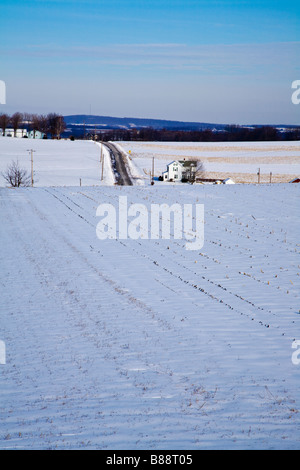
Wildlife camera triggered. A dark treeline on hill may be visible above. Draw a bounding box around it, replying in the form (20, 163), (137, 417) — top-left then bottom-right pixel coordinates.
(63, 115), (300, 141)
(97, 125), (300, 142)
(2, 111), (299, 142)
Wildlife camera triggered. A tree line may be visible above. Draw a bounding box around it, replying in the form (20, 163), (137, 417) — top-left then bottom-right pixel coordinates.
(2, 113), (299, 142)
(0, 112), (66, 139)
(98, 125), (300, 142)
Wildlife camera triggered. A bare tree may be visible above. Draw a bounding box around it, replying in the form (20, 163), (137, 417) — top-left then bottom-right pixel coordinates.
(2, 161), (31, 187)
(36, 114), (49, 136)
(47, 113), (66, 139)
(55, 114), (66, 139)
(10, 112), (23, 137)
(182, 160), (202, 183)
(31, 114), (41, 138)
(23, 112), (33, 135)
(189, 161), (198, 183)
(0, 113), (10, 136)
(26, 114), (48, 138)
(196, 160), (205, 178)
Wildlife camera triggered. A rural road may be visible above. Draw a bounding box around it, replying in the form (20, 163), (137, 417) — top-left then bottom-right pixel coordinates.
(104, 141), (133, 186)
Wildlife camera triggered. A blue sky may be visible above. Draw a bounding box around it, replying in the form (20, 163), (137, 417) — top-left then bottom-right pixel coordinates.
(0, 0), (299, 124)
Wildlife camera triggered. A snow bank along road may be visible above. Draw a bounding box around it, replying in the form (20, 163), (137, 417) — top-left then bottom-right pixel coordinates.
(0, 184), (299, 449)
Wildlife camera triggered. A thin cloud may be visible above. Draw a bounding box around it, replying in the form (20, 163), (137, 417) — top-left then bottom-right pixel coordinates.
(3, 42), (299, 76)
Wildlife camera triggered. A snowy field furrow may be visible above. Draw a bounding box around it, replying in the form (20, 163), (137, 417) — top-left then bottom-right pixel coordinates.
(0, 183), (299, 449)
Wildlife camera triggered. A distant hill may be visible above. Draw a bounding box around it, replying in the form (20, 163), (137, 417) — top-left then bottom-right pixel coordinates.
(64, 115), (227, 134)
(63, 115), (300, 139)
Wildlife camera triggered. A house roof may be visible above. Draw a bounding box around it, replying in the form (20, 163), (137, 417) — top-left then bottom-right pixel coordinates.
(167, 160), (183, 168)
(167, 160), (197, 168)
(179, 160), (197, 168)
(289, 177), (300, 183)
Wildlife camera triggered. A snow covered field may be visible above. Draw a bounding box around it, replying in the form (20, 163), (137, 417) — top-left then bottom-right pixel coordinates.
(0, 137), (115, 187)
(119, 141), (300, 183)
(0, 182), (299, 450)
(1, 137), (299, 187)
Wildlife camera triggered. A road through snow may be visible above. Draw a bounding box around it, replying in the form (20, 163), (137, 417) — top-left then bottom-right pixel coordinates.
(104, 142), (133, 186)
(0, 184), (299, 449)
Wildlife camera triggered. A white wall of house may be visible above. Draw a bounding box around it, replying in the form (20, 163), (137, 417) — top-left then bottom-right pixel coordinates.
(28, 130), (44, 139)
(4, 128), (28, 138)
(166, 161), (183, 181)
(2, 129), (45, 139)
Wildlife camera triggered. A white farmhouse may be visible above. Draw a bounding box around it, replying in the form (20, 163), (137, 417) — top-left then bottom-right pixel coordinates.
(162, 160), (197, 182)
(162, 161), (183, 182)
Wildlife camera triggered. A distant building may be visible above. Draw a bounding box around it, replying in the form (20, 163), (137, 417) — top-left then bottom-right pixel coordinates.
(222, 178), (235, 185)
(162, 160), (197, 182)
(28, 130), (45, 139)
(3, 128), (45, 139)
(4, 128), (27, 138)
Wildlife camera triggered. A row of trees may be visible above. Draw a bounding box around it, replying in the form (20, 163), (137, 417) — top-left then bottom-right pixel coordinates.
(0, 112), (66, 139)
(98, 125), (300, 142)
